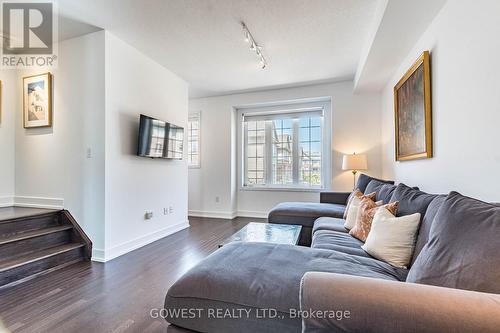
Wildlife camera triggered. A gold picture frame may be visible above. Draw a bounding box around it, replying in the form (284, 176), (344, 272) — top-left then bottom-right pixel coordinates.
(23, 72), (53, 128)
(394, 51), (432, 161)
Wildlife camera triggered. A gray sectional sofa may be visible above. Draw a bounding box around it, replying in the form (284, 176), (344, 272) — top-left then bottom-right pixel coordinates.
(164, 175), (500, 333)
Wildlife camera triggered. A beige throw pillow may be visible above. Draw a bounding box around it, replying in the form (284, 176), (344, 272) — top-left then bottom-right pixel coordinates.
(362, 208), (421, 268)
(345, 197), (382, 230)
(343, 189), (376, 223)
(349, 199), (399, 242)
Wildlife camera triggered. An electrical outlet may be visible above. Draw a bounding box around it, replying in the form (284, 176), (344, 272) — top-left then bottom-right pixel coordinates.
(169, 206), (173, 214)
(145, 211), (153, 220)
(86, 147), (92, 159)
(163, 208), (168, 215)
(215, 196), (220, 203)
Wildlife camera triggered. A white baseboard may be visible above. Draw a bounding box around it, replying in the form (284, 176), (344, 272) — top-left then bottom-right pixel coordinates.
(188, 210), (237, 219)
(13, 196), (64, 209)
(91, 220), (190, 263)
(0, 196), (14, 208)
(91, 249), (106, 262)
(188, 209), (268, 219)
(236, 210), (268, 219)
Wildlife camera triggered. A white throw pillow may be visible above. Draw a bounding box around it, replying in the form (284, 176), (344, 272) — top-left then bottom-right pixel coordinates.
(362, 208), (421, 268)
(344, 197), (382, 230)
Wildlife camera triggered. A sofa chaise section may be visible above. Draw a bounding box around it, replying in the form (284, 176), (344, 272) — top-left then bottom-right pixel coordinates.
(165, 242), (407, 333)
(268, 202), (347, 245)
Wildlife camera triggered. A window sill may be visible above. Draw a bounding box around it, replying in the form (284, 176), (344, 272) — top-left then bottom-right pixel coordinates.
(240, 186), (325, 193)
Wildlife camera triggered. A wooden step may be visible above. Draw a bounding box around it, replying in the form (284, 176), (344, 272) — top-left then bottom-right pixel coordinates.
(0, 208), (92, 289)
(0, 243), (85, 288)
(0, 225), (74, 258)
(0, 225), (73, 245)
(0, 212), (61, 238)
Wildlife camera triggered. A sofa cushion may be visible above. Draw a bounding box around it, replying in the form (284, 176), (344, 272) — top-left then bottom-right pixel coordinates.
(407, 192), (500, 294)
(365, 180), (390, 198)
(390, 183), (438, 221)
(411, 195), (447, 265)
(349, 199), (399, 242)
(362, 208), (421, 268)
(311, 230), (371, 258)
(356, 174), (394, 194)
(343, 189), (377, 225)
(312, 217), (348, 234)
(376, 184), (397, 203)
(165, 242), (408, 333)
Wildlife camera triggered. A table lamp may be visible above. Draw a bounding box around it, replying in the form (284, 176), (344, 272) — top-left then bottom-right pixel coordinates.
(342, 153), (368, 189)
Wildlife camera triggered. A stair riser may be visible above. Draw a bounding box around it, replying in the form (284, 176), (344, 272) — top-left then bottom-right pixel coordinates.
(0, 230), (72, 258)
(0, 215), (60, 238)
(0, 247), (84, 287)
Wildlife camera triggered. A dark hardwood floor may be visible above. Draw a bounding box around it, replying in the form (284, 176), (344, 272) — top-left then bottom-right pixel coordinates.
(0, 216), (264, 333)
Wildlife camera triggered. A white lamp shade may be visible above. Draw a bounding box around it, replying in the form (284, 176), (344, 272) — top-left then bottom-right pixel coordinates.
(342, 154), (368, 171)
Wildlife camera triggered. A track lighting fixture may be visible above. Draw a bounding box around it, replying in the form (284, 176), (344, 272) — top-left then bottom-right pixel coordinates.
(241, 21), (268, 69)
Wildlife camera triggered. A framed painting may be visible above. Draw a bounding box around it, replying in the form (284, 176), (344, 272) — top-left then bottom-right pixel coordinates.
(23, 72), (53, 128)
(394, 51), (432, 161)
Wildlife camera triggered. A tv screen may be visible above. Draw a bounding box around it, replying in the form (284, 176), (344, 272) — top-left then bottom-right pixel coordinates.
(137, 114), (184, 159)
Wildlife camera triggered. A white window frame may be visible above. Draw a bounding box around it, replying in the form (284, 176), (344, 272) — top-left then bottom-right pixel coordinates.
(237, 99), (332, 192)
(188, 112), (201, 168)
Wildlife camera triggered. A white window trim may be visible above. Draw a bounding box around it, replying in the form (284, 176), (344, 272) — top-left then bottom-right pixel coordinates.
(236, 98), (332, 192)
(188, 111), (201, 169)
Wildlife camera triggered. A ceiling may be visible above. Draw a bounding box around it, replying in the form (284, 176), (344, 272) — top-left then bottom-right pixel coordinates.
(57, 0), (379, 98)
(354, 0), (448, 92)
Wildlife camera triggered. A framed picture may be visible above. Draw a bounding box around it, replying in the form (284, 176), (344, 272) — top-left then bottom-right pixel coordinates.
(394, 51), (432, 161)
(23, 72), (52, 128)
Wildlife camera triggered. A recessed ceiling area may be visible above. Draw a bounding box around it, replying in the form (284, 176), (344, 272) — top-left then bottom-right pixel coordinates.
(58, 0), (379, 98)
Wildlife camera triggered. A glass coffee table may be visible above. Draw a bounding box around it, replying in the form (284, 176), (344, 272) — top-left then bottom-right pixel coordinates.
(219, 222), (302, 247)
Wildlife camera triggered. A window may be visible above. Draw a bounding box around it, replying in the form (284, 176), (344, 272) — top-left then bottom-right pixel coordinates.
(188, 112), (200, 168)
(242, 104), (328, 190)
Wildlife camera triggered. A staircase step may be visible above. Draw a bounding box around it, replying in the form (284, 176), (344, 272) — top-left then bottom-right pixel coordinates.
(0, 225), (74, 258)
(0, 212), (61, 238)
(0, 209), (92, 289)
(0, 225), (73, 245)
(0, 243), (85, 287)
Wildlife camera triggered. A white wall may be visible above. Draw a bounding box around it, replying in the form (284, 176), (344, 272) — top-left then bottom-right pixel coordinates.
(10, 31), (189, 262)
(381, 0), (500, 201)
(103, 32), (189, 260)
(189, 81), (382, 217)
(0, 70), (17, 206)
(14, 31), (106, 250)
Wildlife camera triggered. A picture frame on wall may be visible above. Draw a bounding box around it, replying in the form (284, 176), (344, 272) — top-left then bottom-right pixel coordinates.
(394, 51), (432, 161)
(23, 72), (53, 128)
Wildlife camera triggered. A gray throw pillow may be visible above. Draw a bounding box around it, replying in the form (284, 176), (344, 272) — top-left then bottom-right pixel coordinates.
(407, 191), (500, 293)
(410, 195), (446, 266)
(356, 174), (394, 194)
(376, 184), (397, 204)
(364, 180), (388, 198)
(389, 183), (437, 221)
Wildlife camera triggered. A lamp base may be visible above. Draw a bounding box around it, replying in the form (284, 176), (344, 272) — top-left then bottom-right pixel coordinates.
(352, 170), (357, 190)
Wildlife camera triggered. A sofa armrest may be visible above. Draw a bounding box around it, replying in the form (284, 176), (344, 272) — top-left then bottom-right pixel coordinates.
(319, 192), (351, 205)
(300, 272), (500, 333)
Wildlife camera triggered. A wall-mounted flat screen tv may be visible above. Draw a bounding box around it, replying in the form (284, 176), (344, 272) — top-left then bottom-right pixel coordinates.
(137, 114), (184, 159)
